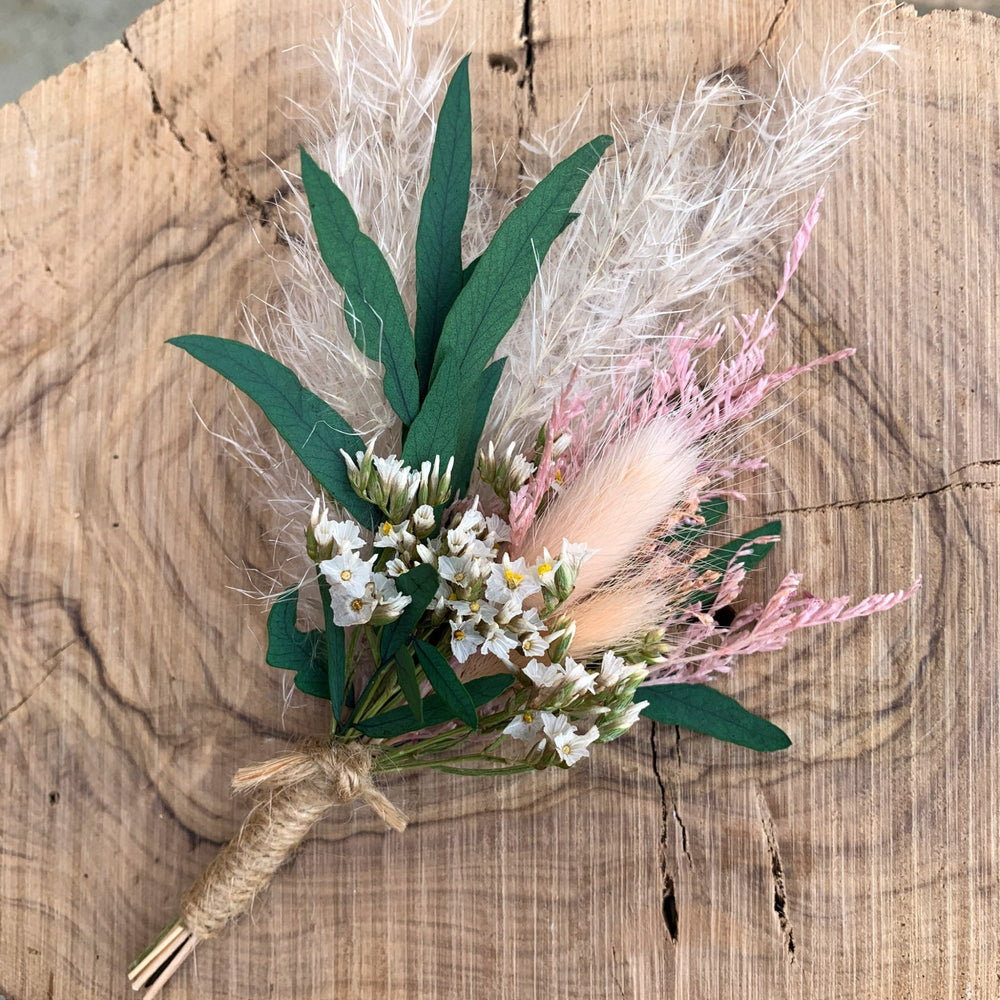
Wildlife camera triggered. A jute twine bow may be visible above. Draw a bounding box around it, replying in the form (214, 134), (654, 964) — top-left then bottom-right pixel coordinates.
(180, 740), (408, 940)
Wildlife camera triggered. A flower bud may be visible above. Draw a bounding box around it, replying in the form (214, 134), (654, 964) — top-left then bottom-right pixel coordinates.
(412, 504), (436, 537)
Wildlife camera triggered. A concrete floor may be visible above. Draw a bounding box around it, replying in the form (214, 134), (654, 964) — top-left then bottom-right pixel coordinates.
(0, 0), (998, 107)
(0, 0), (155, 106)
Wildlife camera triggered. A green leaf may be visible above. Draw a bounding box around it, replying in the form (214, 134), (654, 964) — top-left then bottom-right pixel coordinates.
(265, 587), (324, 672)
(413, 638), (479, 729)
(379, 563), (440, 662)
(355, 674), (514, 738)
(393, 645), (424, 726)
(300, 148), (420, 425)
(318, 574), (347, 727)
(639, 684), (791, 751)
(451, 357), (506, 496)
(265, 588), (330, 700)
(414, 55), (472, 400)
(461, 212), (580, 287)
(687, 520), (782, 607)
(402, 138), (612, 469)
(169, 335), (380, 531)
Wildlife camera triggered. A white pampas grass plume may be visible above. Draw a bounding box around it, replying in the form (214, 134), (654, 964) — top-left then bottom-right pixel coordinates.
(224, 0), (893, 585)
(519, 417), (700, 604)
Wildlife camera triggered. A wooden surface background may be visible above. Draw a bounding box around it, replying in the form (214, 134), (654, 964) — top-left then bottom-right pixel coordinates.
(1, 1), (998, 997)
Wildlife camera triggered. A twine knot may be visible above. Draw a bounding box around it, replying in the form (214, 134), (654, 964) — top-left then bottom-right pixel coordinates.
(180, 740), (407, 940)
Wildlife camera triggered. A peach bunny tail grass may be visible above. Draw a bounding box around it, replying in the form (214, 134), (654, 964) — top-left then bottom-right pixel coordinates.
(519, 417), (700, 603)
(566, 584), (679, 662)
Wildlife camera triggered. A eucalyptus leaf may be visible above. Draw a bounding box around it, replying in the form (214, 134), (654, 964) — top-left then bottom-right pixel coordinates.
(354, 674), (515, 739)
(461, 211), (580, 287)
(379, 563), (439, 662)
(169, 335), (380, 530)
(318, 574), (347, 727)
(402, 137), (612, 470)
(414, 55), (472, 399)
(265, 587), (330, 700)
(686, 520), (782, 608)
(639, 684), (791, 751)
(300, 148), (420, 426)
(393, 645), (424, 726)
(450, 357), (506, 496)
(413, 638), (479, 729)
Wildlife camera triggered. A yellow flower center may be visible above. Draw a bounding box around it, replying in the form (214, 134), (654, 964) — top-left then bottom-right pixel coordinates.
(523, 712), (533, 724)
(469, 601), (480, 613)
(523, 638), (534, 652)
(554, 469), (563, 484)
(562, 744), (572, 755)
(504, 568), (524, 588)
(455, 571), (465, 583)
(340, 569), (352, 581)
(381, 521), (393, 536)
(455, 629), (466, 641)
(350, 598), (363, 612)
(538, 562), (552, 576)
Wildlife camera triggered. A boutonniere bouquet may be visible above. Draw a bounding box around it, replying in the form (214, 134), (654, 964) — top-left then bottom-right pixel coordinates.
(129, 2), (914, 994)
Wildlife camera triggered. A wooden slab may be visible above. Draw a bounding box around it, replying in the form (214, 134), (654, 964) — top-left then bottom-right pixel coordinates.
(1, 1), (997, 997)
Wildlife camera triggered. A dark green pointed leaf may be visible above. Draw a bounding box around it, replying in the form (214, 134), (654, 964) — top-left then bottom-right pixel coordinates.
(393, 645), (424, 726)
(355, 674), (514, 738)
(293, 660), (332, 700)
(265, 587), (323, 671)
(414, 56), (472, 399)
(687, 520), (782, 607)
(402, 138), (612, 469)
(300, 148), (420, 425)
(413, 638), (478, 729)
(169, 335), (380, 530)
(266, 588), (330, 700)
(318, 573), (347, 727)
(379, 563), (439, 662)
(451, 357), (506, 496)
(639, 684), (791, 751)
(461, 212), (580, 287)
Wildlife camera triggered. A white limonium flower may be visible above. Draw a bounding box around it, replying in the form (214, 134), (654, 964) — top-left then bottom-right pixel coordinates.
(596, 649), (648, 690)
(559, 656), (597, 697)
(411, 504), (436, 537)
(449, 620), (485, 662)
(330, 583), (377, 627)
(503, 710), (544, 743)
(319, 551), (375, 595)
(615, 700), (649, 733)
(373, 518), (415, 551)
(540, 712), (601, 766)
(480, 619), (519, 663)
(523, 659), (563, 689)
(485, 554), (541, 606)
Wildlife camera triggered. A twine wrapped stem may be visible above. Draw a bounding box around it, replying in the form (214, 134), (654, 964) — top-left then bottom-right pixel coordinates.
(128, 740), (406, 996)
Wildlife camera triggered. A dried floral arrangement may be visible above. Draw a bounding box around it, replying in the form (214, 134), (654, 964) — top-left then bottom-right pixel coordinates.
(128, 1), (916, 994)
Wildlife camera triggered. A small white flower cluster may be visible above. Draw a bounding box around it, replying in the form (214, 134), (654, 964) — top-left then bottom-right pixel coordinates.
(342, 444), (453, 521)
(502, 650), (651, 766)
(310, 500), (411, 627)
(383, 499), (587, 668)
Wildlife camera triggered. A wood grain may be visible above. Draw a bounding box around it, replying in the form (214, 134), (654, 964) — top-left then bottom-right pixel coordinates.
(1, 2), (997, 997)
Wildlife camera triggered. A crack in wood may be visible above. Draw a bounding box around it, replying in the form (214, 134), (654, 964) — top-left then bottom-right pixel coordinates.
(754, 783), (795, 960)
(518, 0), (538, 115)
(120, 35), (279, 234)
(766, 476), (998, 517)
(650, 723), (685, 942)
(757, 0), (796, 57)
(120, 36), (192, 155)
